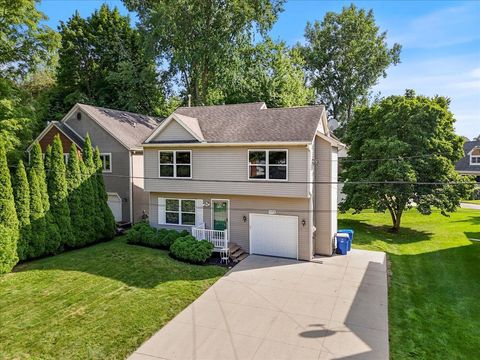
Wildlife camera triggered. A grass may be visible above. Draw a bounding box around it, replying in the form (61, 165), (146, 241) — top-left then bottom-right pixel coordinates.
(0, 237), (227, 359)
(461, 199), (480, 205)
(339, 208), (480, 360)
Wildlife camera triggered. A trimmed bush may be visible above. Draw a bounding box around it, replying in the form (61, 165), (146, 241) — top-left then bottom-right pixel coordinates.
(126, 222), (157, 246)
(169, 235), (214, 264)
(0, 225), (17, 274)
(160, 229), (189, 249)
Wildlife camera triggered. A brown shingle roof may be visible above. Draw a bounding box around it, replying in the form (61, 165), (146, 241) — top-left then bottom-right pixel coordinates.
(171, 102), (324, 143)
(78, 104), (163, 149)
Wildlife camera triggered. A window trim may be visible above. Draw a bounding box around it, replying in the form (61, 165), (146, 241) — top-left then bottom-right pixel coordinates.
(158, 150), (192, 178)
(164, 198), (196, 226)
(470, 154), (480, 166)
(100, 153), (112, 173)
(247, 149), (288, 181)
(63, 153), (70, 164)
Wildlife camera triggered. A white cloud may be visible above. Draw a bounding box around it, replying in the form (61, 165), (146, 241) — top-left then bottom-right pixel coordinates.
(390, 4), (480, 49)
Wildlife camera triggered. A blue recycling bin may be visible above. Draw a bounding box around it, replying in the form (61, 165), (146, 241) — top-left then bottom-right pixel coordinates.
(337, 229), (354, 251)
(335, 233), (349, 255)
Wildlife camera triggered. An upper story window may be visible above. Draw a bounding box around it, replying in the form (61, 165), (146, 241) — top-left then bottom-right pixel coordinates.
(159, 150), (191, 178)
(100, 153), (112, 172)
(470, 148), (480, 165)
(248, 150), (287, 180)
(63, 153), (69, 164)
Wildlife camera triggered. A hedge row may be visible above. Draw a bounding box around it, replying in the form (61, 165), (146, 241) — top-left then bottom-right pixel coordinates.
(126, 223), (214, 264)
(0, 135), (116, 274)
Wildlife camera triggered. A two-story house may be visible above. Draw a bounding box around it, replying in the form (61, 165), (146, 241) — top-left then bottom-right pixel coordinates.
(142, 102), (344, 260)
(456, 140), (480, 183)
(28, 103), (160, 223)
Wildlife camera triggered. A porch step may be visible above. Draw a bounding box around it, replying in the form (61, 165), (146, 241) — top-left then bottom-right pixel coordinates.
(228, 242), (248, 263)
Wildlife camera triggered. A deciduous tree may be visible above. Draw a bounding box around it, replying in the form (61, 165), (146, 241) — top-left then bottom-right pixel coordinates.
(125, 0), (284, 105)
(340, 90), (473, 232)
(302, 4), (401, 131)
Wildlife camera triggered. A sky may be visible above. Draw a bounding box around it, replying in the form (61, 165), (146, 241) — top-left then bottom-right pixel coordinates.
(38, 0), (480, 138)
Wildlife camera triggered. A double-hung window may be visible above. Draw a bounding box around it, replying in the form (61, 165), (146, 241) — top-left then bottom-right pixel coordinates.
(248, 150), (287, 180)
(165, 199), (196, 225)
(159, 150), (191, 178)
(100, 153), (112, 172)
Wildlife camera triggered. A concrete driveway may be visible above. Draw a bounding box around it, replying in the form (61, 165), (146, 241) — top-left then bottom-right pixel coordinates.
(129, 250), (389, 360)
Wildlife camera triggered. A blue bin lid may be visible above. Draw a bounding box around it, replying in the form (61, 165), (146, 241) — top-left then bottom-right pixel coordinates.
(335, 233), (350, 238)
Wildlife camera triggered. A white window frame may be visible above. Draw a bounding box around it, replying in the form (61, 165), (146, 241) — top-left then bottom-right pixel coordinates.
(470, 155), (480, 165)
(100, 153), (112, 173)
(158, 150), (192, 178)
(248, 149), (288, 181)
(63, 153), (69, 164)
(165, 198), (196, 226)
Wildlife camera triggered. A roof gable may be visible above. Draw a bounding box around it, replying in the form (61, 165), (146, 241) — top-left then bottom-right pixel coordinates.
(145, 113), (205, 143)
(145, 102), (326, 145)
(27, 122), (84, 152)
(62, 103), (162, 150)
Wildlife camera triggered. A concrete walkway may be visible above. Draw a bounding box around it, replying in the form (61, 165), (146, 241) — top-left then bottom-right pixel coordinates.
(460, 202), (480, 210)
(129, 250), (389, 360)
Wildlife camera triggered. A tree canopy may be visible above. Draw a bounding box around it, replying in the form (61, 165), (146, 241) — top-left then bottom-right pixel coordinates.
(0, 0), (59, 78)
(51, 4), (165, 118)
(124, 0), (285, 105)
(340, 91), (473, 231)
(301, 4), (401, 131)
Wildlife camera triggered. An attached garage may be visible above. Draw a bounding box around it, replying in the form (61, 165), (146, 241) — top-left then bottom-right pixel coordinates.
(107, 193), (122, 222)
(249, 213), (298, 259)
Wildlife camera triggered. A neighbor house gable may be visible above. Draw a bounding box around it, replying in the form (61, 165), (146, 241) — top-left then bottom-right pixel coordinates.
(27, 121), (84, 153)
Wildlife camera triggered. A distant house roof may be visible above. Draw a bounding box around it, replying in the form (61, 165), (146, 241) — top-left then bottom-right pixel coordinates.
(145, 102), (329, 144)
(455, 140), (480, 173)
(27, 121), (84, 152)
(73, 104), (163, 150)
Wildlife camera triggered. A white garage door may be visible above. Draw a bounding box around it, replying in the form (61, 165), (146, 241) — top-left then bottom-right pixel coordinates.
(107, 193), (122, 222)
(249, 214), (298, 259)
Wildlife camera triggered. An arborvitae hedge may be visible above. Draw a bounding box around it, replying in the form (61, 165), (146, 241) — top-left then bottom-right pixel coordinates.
(48, 135), (74, 250)
(66, 144), (86, 247)
(0, 140), (18, 273)
(30, 142), (49, 212)
(94, 148), (116, 239)
(28, 169), (46, 258)
(13, 160), (30, 261)
(80, 135), (97, 242)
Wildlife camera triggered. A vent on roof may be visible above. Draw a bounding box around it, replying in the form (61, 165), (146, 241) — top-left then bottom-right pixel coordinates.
(76, 112), (82, 120)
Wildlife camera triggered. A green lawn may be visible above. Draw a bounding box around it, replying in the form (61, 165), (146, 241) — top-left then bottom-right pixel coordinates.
(0, 237), (227, 359)
(462, 199), (480, 205)
(339, 208), (480, 360)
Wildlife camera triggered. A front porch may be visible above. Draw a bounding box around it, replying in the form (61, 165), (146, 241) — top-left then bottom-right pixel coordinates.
(192, 224), (228, 251)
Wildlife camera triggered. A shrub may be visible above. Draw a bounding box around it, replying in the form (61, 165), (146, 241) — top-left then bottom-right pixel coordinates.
(126, 225), (189, 250)
(159, 229), (189, 249)
(126, 222), (157, 245)
(169, 235), (214, 264)
(0, 225), (17, 274)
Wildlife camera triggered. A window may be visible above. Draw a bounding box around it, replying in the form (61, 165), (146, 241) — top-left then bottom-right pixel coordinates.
(248, 150), (287, 180)
(63, 153), (69, 164)
(100, 153), (112, 172)
(165, 199), (196, 225)
(471, 155), (480, 165)
(159, 150), (191, 178)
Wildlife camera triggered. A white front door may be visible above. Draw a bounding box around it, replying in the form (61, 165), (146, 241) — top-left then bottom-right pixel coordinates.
(107, 193), (122, 222)
(249, 214), (298, 259)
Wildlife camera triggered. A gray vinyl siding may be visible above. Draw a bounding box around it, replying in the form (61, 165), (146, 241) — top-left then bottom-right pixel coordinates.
(144, 145), (309, 198)
(313, 135), (336, 255)
(149, 192), (311, 261)
(132, 152), (149, 223)
(65, 110), (131, 221)
(151, 120), (196, 142)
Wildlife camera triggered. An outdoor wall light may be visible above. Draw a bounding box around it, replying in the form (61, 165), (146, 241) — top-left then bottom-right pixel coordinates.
(301, 219), (306, 226)
(242, 215), (247, 223)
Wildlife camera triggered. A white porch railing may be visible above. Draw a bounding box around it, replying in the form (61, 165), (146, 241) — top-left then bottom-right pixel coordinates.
(192, 224), (228, 250)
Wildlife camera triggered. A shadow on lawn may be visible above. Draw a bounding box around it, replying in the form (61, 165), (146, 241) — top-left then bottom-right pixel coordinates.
(14, 238), (226, 289)
(338, 218), (433, 246)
